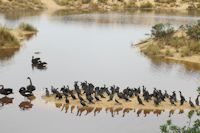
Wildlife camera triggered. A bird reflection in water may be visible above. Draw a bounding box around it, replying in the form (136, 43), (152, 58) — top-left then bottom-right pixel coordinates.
(114, 107), (123, 115)
(0, 96), (14, 107)
(71, 105), (75, 113)
(61, 104), (69, 113)
(45, 104), (188, 118)
(153, 109), (164, 117)
(94, 107), (102, 116)
(122, 108), (132, 117)
(19, 101), (33, 110)
(19, 96), (35, 110)
(55, 103), (62, 109)
(105, 107), (114, 117)
(169, 109), (175, 117)
(76, 106), (86, 116)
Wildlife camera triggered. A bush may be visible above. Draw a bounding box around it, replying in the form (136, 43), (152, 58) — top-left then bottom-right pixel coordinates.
(151, 23), (175, 39)
(140, 2), (154, 8)
(0, 27), (19, 47)
(186, 20), (200, 40)
(19, 23), (37, 32)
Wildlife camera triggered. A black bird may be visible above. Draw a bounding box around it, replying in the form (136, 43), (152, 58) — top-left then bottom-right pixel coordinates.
(69, 91), (76, 100)
(123, 94), (131, 102)
(74, 82), (81, 95)
(108, 93), (114, 101)
(137, 95), (144, 105)
(172, 91), (177, 102)
(0, 85), (13, 96)
(78, 94), (85, 102)
(169, 96), (176, 106)
(195, 95), (200, 106)
(19, 87), (34, 97)
(55, 92), (62, 100)
(65, 97), (69, 104)
(99, 93), (105, 98)
(115, 99), (121, 105)
(189, 97), (195, 108)
(86, 94), (94, 104)
(164, 90), (169, 98)
(80, 100), (87, 107)
(94, 93), (101, 101)
(154, 97), (159, 106)
(27, 77), (36, 92)
(179, 91), (186, 106)
(51, 86), (57, 94)
(45, 88), (49, 97)
(37, 61), (47, 68)
(32, 56), (40, 65)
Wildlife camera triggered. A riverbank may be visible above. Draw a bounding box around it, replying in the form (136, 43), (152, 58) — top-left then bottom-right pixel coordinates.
(136, 21), (200, 65)
(0, 0), (200, 13)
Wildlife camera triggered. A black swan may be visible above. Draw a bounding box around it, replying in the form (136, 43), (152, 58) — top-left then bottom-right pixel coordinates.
(189, 97), (195, 108)
(27, 77), (36, 92)
(19, 87), (34, 98)
(32, 56), (40, 65)
(0, 85), (13, 96)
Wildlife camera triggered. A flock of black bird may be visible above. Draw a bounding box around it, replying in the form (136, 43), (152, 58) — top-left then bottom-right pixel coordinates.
(0, 77), (200, 110)
(44, 81), (200, 108)
(0, 57), (199, 111)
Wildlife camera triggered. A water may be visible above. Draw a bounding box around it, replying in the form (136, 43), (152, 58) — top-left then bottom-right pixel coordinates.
(0, 10), (200, 133)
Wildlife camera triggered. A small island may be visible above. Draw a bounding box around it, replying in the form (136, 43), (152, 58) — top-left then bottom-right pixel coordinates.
(0, 23), (37, 60)
(136, 20), (200, 64)
(0, 23), (37, 49)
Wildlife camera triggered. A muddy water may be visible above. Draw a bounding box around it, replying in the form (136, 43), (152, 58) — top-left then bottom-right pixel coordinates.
(0, 10), (200, 133)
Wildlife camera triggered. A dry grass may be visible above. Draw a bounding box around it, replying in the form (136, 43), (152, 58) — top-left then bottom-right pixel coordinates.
(0, 27), (19, 47)
(0, 0), (44, 11)
(19, 23), (37, 32)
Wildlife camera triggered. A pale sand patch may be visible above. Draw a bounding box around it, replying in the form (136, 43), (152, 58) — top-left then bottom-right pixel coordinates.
(42, 94), (200, 111)
(40, 0), (65, 13)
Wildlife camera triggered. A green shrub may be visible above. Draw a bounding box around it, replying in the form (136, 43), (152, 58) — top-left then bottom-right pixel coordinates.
(151, 23), (175, 39)
(186, 20), (200, 40)
(19, 23), (37, 32)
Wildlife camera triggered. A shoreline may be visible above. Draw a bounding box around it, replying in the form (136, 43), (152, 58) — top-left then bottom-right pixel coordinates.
(135, 38), (200, 65)
(0, 0), (200, 14)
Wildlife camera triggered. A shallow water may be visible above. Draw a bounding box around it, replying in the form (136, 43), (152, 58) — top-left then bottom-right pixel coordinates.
(0, 10), (200, 133)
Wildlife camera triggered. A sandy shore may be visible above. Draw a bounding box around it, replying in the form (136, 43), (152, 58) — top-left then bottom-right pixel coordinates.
(42, 94), (200, 111)
(135, 37), (200, 65)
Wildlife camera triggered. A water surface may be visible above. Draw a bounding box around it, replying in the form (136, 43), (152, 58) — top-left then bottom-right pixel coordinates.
(0, 10), (200, 133)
